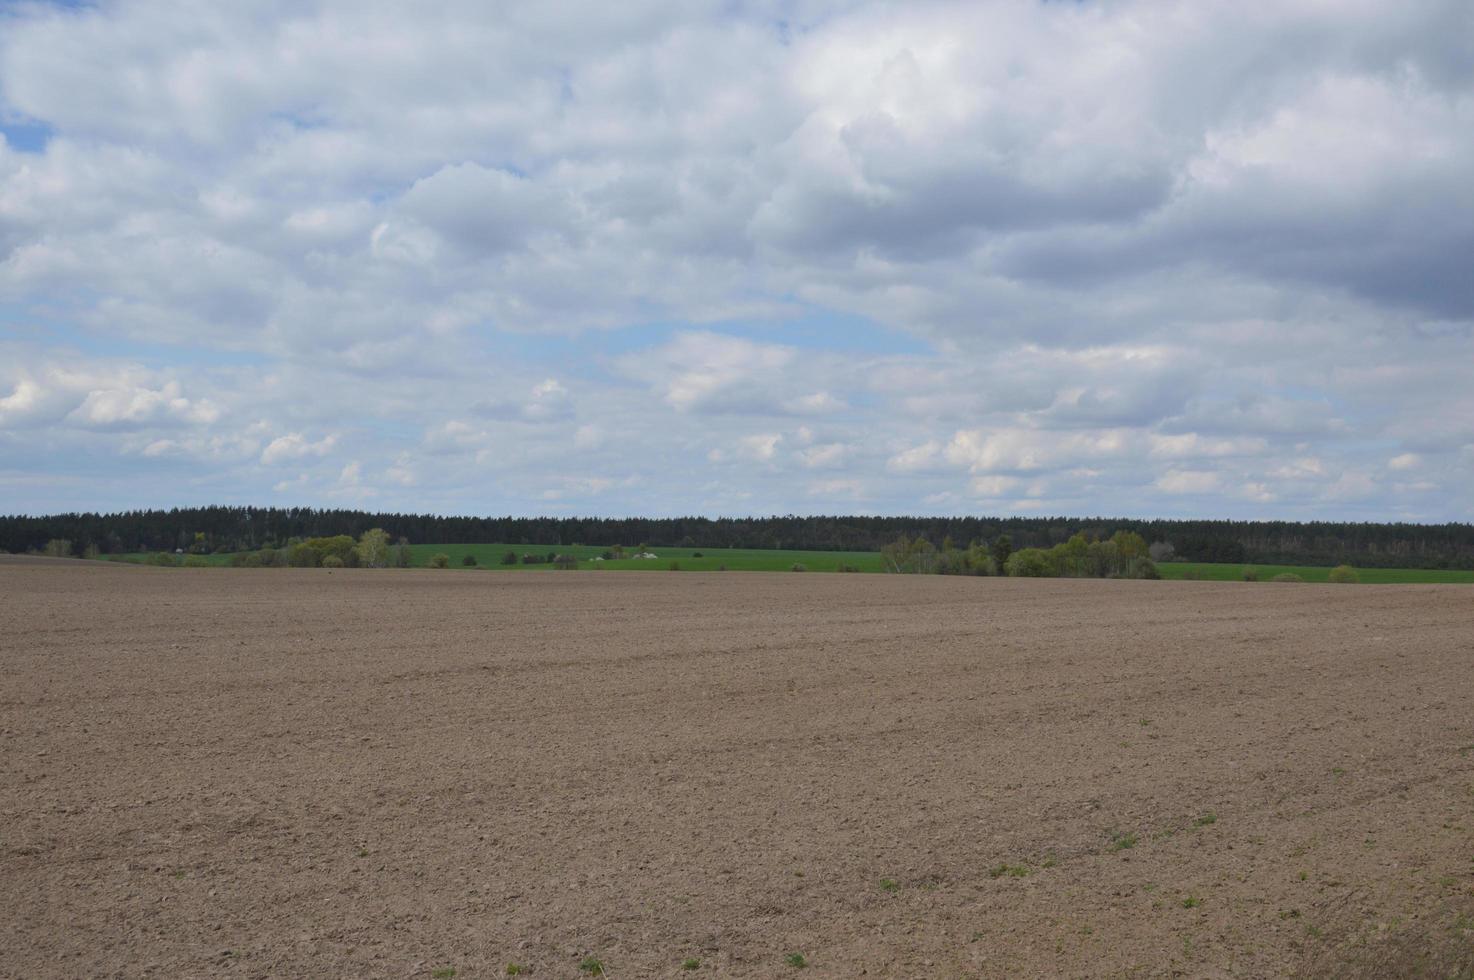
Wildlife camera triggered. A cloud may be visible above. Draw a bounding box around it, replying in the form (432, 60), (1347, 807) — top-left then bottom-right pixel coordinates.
(0, 0), (1469, 519)
(1387, 452), (1421, 471)
(260, 432), (337, 465)
(1156, 470), (1221, 495)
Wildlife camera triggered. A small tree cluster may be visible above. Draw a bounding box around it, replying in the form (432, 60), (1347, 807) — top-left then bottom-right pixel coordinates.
(223, 528), (401, 569)
(884, 531), (1157, 580)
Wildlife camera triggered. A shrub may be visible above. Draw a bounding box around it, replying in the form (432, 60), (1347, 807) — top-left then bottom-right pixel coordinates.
(183, 554), (210, 568)
(1134, 558), (1160, 579)
(462, 553), (478, 566)
(429, 553), (450, 569)
(83, 543), (101, 560)
(288, 542), (320, 567)
(301, 534), (355, 565)
(963, 545), (997, 576)
(146, 552), (177, 567)
(356, 528), (391, 568)
(791, 562), (807, 572)
(1181, 568), (1204, 581)
(1004, 548), (1055, 577)
(232, 552), (263, 568)
(554, 554), (578, 570)
(257, 547), (284, 567)
(44, 538), (73, 558)
(881, 535), (940, 573)
(1242, 566), (1259, 582)
(837, 562), (861, 573)
(501, 550), (519, 565)
(1327, 564), (1359, 584)
(1271, 572), (1304, 583)
(668, 560), (681, 571)
(322, 555), (344, 568)
(692, 551), (704, 558)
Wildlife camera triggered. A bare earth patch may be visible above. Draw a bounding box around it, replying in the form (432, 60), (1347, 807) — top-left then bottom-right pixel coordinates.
(2, 559), (1472, 977)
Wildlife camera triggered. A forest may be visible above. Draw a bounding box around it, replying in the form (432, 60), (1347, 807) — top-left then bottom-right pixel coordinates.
(4, 507), (1473, 569)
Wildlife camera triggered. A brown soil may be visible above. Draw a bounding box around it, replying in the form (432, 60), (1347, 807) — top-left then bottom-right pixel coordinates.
(2, 558), (1472, 978)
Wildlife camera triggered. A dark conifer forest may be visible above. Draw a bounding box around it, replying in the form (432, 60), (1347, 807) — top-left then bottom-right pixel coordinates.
(4, 507), (1472, 569)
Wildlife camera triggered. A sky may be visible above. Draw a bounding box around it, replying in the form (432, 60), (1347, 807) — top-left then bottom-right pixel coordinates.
(1, 0), (1471, 520)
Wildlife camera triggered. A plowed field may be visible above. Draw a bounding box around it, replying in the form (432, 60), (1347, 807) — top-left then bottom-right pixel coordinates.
(3, 558), (1472, 977)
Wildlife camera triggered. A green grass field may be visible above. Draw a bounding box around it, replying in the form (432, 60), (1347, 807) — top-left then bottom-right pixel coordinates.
(103, 548), (1471, 582)
(401, 543), (883, 573)
(107, 543), (883, 573)
(1156, 562), (1474, 584)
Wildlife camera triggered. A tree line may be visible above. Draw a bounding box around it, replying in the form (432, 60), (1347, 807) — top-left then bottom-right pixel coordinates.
(881, 531), (1160, 578)
(3, 506), (1472, 568)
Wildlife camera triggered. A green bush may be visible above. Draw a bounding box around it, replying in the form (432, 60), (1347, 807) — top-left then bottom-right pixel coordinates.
(322, 555), (344, 568)
(1005, 548), (1055, 577)
(1241, 566), (1259, 582)
(837, 562), (861, 573)
(1271, 572), (1304, 583)
(554, 554), (578, 570)
(288, 542), (320, 567)
(231, 552), (263, 568)
(429, 553), (450, 569)
(43, 538), (72, 558)
(146, 552), (178, 567)
(790, 562), (807, 572)
(355, 528), (390, 567)
(1327, 564), (1359, 584)
(501, 550), (519, 565)
(462, 553), (478, 566)
(183, 554), (210, 568)
(1134, 558), (1160, 579)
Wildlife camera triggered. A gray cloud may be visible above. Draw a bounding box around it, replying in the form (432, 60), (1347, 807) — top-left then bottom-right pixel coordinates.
(0, 0), (1470, 519)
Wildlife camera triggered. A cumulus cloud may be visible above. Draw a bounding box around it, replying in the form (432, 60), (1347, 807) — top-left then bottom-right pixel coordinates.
(261, 432), (337, 465)
(0, 0), (1469, 518)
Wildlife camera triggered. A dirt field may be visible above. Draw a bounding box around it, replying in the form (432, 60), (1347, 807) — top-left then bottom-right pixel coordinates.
(2, 558), (1472, 978)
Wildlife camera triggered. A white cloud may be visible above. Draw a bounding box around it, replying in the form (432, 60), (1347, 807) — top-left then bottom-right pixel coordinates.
(261, 432), (337, 465)
(1388, 452), (1421, 471)
(1156, 470), (1221, 495)
(0, 0), (1469, 519)
(796, 442), (848, 468)
(735, 433), (783, 462)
